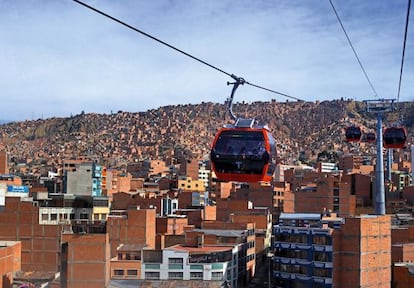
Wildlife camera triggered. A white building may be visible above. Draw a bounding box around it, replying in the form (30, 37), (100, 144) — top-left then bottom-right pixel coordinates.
(142, 244), (239, 287)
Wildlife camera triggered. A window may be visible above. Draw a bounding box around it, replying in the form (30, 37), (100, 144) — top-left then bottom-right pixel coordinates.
(211, 272), (223, 280)
(314, 251), (330, 262)
(168, 258), (183, 264)
(94, 214), (99, 220)
(292, 264), (307, 275)
(313, 267), (331, 277)
(168, 272), (183, 279)
(313, 235), (327, 245)
(42, 214), (49, 221)
(127, 269), (138, 276)
(293, 234), (308, 244)
(51, 213), (57, 221)
(168, 257), (183, 269)
(190, 272), (203, 279)
(145, 272), (160, 280)
(113, 269), (124, 276)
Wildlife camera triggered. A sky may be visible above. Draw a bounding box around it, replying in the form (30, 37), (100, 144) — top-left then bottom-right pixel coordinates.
(1, 0), (413, 121)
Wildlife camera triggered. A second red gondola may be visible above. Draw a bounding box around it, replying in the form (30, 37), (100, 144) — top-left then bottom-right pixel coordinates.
(365, 132), (376, 143)
(383, 126), (407, 149)
(345, 126), (362, 142)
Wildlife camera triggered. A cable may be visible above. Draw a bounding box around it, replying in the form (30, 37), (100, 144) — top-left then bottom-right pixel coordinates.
(73, 0), (304, 102)
(245, 82), (302, 101)
(396, 0), (411, 104)
(328, 0), (379, 98)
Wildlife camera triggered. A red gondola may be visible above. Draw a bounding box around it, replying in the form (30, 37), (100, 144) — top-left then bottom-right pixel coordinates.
(345, 126), (362, 142)
(365, 132), (376, 143)
(210, 118), (276, 182)
(383, 127), (407, 149)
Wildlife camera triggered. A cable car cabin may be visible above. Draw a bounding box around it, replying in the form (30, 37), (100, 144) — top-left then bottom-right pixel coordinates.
(345, 126), (362, 142)
(210, 119), (276, 182)
(365, 132), (376, 143)
(383, 127), (407, 149)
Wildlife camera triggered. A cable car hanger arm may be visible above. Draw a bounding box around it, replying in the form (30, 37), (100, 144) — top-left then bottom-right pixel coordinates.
(226, 74), (245, 121)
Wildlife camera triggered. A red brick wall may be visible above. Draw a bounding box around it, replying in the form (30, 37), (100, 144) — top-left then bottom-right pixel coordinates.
(216, 199), (250, 222)
(62, 233), (110, 288)
(333, 215), (391, 288)
(0, 151), (8, 174)
(0, 242), (21, 288)
(0, 197), (61, 272)
(107, 209), (156, 258)
(156, 217), (188, 235)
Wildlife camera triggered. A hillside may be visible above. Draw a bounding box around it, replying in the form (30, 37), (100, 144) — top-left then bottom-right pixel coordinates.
(0, 100), (413, 175)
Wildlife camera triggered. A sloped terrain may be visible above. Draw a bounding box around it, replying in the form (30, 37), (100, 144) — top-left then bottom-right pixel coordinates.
(0, 100), (412, 175)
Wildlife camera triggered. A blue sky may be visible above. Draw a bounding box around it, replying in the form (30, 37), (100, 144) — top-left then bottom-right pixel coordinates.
(1, 0), (413, 121)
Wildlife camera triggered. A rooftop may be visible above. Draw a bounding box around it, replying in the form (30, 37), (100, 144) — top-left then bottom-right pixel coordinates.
(169, 244), (233, 253)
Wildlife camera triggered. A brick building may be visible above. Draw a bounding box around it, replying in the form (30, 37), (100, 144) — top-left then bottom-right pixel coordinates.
(0, 151), (8, 174)
(272, 213), (391, 288)
(284, 170), (356, 217)
(333, 215), (391, 288)
(61, 233), (110, 288)
(0, 241), (21, 288)
(0, 197), (62, 272)
(107, 209), (156, 258)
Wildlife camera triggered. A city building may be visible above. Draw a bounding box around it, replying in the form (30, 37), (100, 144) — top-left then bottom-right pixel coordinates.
(107, 209), (156, 258)
(61, 233), (110, 288)
(0, 241), (21, 288)
(110, 244), (143, 280)
(64, 162), (103, 196)
(283, 170), (356, 217)
(0, 151), (8, 174)
(272, 212), (391, 288)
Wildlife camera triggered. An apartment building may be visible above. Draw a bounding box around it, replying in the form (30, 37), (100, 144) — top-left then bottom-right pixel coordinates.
(64, 161), (104, 196)
(141, 244), (237, 286)
(0, 196), (62, 272)
(201, 221), (256, 286)
(110, 244), (144, 280)
(107, 208), (156, 258)
(272, 212), (391, 288)
(283, 170), (356, 217)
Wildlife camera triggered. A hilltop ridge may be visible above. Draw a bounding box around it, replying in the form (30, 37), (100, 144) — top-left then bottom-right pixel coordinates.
(0, 99), (413, 175)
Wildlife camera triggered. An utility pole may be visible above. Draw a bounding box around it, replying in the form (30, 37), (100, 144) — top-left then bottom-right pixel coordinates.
(364, 99), (396, 215)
